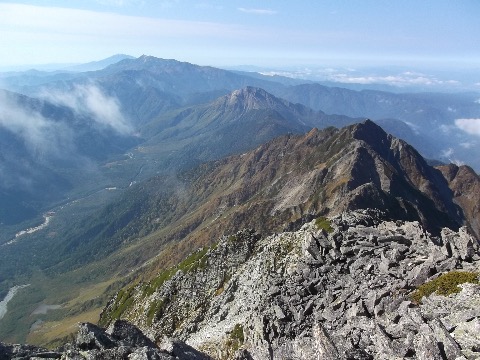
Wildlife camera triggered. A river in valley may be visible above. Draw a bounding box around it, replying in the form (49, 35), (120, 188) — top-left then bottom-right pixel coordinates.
(0, 284), (30, 321)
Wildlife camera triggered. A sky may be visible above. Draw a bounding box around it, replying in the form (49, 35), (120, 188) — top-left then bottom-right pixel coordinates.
(0, 0), (479, 69)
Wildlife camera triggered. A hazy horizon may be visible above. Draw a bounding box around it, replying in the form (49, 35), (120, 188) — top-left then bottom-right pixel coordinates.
(0, 1), (479, 69)
(1, 53), (478, 93)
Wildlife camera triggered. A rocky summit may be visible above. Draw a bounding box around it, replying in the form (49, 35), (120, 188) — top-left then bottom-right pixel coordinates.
(92, 209), (479, 359)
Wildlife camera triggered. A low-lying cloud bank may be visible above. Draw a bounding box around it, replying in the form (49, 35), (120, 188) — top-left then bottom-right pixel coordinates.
(327, 72), (459, 87)
(0, 90), (74, 158)
(260, 68), (461, 89)
(40, 84), (132, 135)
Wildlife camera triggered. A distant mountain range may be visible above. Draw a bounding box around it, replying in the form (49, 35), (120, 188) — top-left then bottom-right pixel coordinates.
(2, 55), (477, 167)
(62, 54), (135, 72)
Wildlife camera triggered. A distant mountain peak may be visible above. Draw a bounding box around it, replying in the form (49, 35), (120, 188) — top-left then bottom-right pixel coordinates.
(105, 54), (135, 61)
(137, 54), (166, 63)
(224, 86), (277, 109)
(131, 54), (195, 67)
(64, 54), (135, 72)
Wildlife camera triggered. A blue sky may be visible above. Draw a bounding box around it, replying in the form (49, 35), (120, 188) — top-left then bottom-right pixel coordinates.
(0, 0), (479, 68)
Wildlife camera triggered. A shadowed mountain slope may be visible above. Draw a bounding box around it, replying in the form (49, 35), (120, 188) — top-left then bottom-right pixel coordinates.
(437, 164), (480, 239)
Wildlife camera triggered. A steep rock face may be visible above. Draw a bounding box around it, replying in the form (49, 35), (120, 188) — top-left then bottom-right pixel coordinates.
(346, 120), (464, 231)
(437, 164), (480, 240)
(101, 210), (480, 359)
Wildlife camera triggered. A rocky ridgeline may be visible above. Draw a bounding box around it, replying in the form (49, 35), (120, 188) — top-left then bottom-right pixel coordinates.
(97, 209), (480, 359)
(2, 210), (480, 359)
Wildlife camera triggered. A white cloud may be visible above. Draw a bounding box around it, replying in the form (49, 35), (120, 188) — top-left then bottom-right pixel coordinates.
(440, 148), (465, 166)
(404, 121), (420, 135)
(441, 148), (454, 158)
(0, 3), (238, 38)
(475, 98), (480, 104)
(440, 124), (456, 134)
(268, 68), (461, 88)
(460, 141), (475, 149)
(40, 84), (132, 135)
(455, 118), (480, 136)
(0, 91), (74, 159)
(238, 7), (277, 15)
(241, 67), (466, 89)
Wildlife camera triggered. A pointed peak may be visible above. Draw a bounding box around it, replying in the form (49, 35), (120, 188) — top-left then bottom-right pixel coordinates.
(362, 118), (377, 127)
(137, 54), (164, 61)
(350, 119), (389, 141)
(357, 118), (384, 131)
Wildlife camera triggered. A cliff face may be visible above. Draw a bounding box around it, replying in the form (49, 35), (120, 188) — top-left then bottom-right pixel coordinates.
(437, 164), (480, 240)
(100, 210), (480, 359)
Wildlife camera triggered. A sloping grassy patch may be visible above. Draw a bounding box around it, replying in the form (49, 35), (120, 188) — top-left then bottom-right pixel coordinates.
(146, 299), (165, 326)
(226, 323), (244, 352)
(315, 216), (333, 233)
(100, 245), (213, 326)
(411, 270), (479, 304)
(143, 246), (211, 297)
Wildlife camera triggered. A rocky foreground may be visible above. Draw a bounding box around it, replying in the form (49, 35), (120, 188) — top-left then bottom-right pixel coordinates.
(0, 320), (206, 360)
(2, 210), (480, 359)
